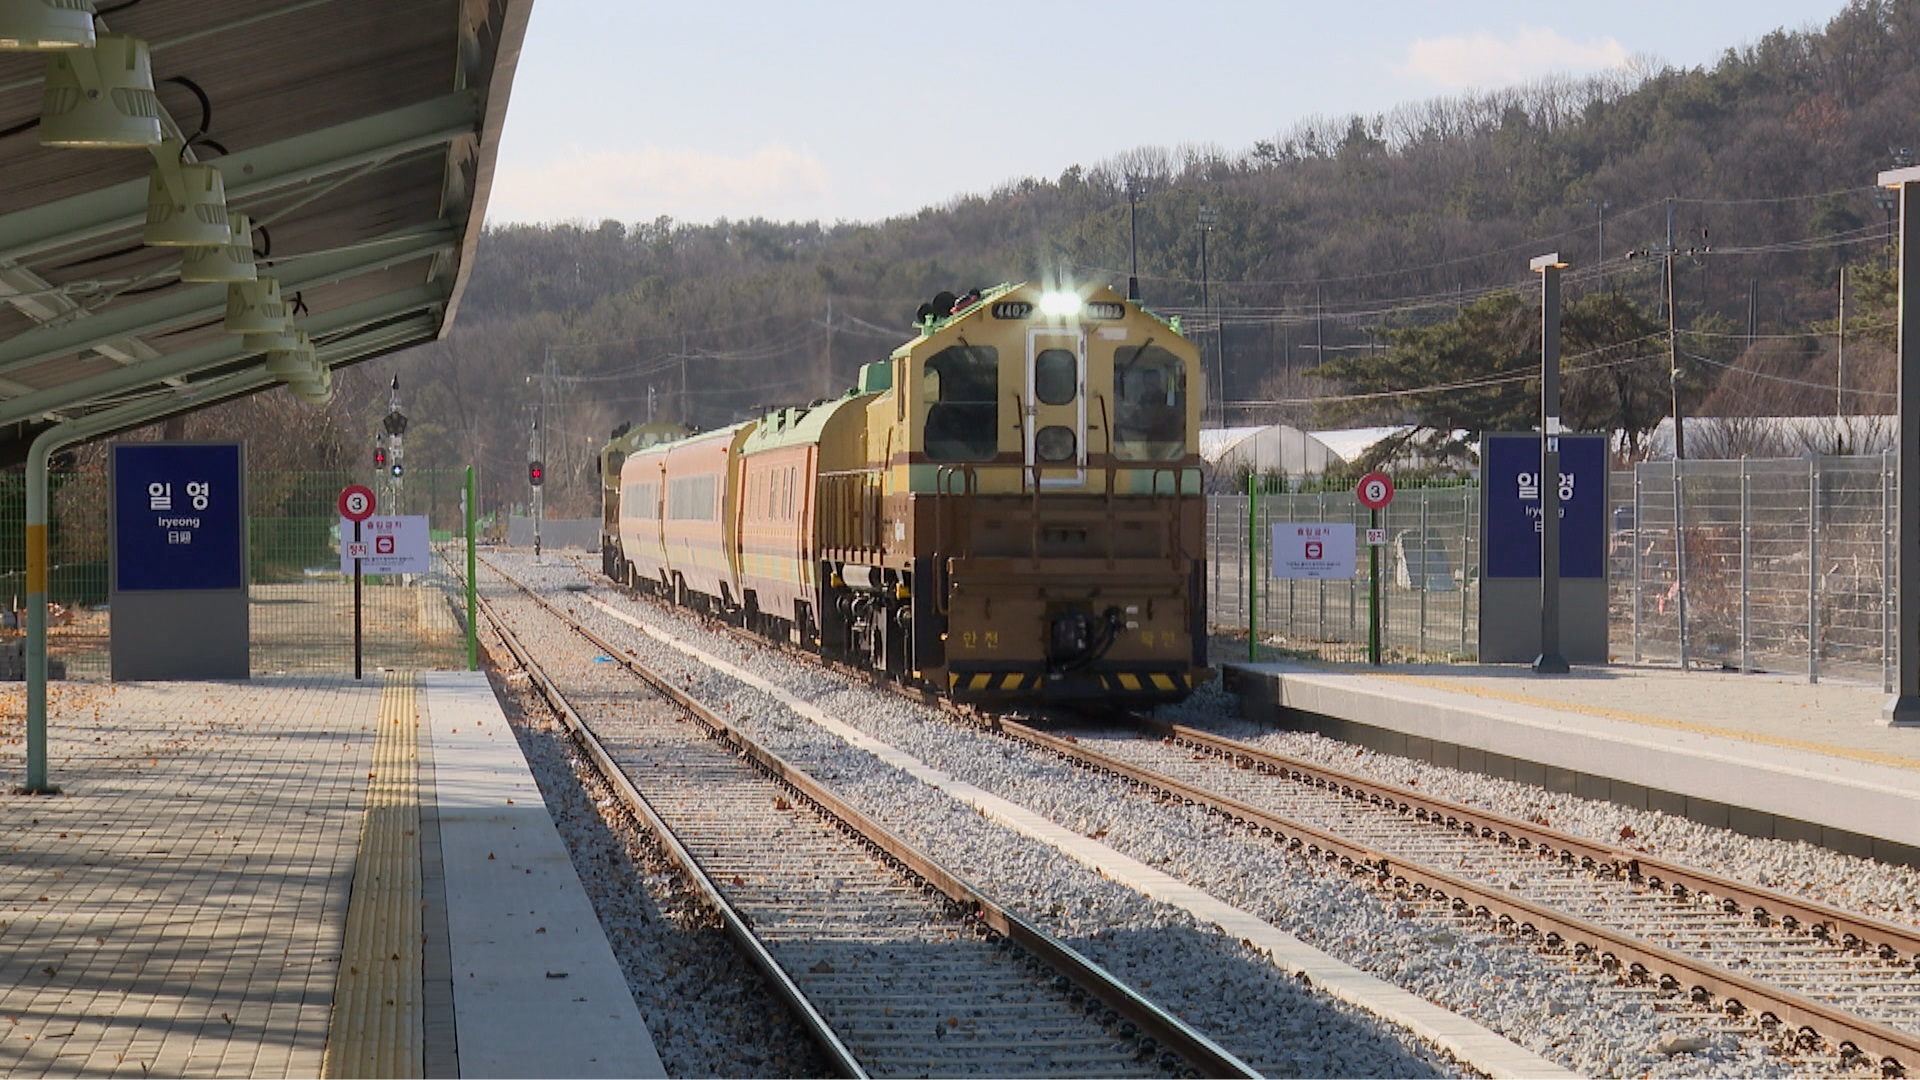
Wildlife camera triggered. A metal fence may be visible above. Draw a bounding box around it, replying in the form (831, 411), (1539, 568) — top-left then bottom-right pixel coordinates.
(1208, 453), (1901, 686)
(7, 468), (474, 680)
(1209, 480), (1479, 665)
(1610, 455), (1896, 686)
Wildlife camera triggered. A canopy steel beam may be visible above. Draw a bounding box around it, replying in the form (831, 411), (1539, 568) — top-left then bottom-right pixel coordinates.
(0, 91), (482, 266)
(0, 283), (449, 426)
(0, 227), (456, 381)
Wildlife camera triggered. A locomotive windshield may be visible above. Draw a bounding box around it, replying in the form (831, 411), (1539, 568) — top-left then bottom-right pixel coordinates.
(1112, 345), (1187, 460)
(923, 345), (1000, 461)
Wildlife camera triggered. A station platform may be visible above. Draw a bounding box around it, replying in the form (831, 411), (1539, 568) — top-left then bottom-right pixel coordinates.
(1224, 660), (1920, 867)
(0, 671), (664, 1079)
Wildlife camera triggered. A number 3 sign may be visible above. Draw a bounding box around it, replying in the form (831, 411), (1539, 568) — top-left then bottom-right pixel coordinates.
(1356, 471), (1394, 510)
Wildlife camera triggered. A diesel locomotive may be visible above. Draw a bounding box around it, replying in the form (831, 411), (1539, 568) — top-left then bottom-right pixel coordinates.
(604, 281), (1210, 702)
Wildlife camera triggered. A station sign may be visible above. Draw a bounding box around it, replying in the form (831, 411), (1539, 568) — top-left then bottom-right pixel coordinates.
(339, 514), (431, 575)
(1271, 522), (1356, 580)
(111, 441), (246, 592)
(1483, 432), (1606, 579)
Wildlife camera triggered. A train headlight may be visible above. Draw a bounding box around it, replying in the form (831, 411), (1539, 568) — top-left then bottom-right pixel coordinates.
(1035, 425), (1077, 462)
(1038, 291), (1082, 318)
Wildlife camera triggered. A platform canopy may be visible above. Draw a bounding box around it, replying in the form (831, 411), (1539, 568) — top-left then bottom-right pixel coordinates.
(0, 0), (531, 463)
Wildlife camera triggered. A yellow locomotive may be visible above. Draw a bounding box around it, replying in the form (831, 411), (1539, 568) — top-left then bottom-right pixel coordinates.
(611, 281), (1209, 702)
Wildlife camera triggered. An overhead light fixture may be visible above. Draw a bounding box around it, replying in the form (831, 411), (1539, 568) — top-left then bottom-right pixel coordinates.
(224, 276), (287, 336)
(288, 362), (333, 405)
(180, 212), (256, 283)
(262, 331), (314, 380)
(0, 0), (96, 50)
(38, 33), (160, 147)
(144, 146), (231, 247)
(246, 325), (302, 354)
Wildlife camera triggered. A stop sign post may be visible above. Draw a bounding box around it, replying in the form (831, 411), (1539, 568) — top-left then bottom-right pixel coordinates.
(339, 485), (376, 680)
(1356, 472), (1394, 665)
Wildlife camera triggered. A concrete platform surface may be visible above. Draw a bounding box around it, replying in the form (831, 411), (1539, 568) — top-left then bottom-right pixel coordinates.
(0, 672), (662, 1079)
(1226, 660), (1920, 866)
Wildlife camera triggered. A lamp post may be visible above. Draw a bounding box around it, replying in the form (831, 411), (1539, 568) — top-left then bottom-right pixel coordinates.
(1126, 177), (1144, 302)
(1881, 164), (1920, 725)
(1197, 205), (1218, 427)
(1532, 252), (1570, 675)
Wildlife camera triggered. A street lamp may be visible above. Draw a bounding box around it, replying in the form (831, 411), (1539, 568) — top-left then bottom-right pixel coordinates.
(1197, 205), (1219, 426)
(1881, 163), (1920, 725)
(1125, 176), (1145, 302)
(1531, 252), (1570, 675)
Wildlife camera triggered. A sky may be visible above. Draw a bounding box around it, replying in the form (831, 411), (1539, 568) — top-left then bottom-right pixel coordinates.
(486, 1), (1850, 230)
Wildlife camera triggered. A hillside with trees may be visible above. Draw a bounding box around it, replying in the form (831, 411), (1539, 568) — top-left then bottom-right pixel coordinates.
(136, 0), (1920, 513)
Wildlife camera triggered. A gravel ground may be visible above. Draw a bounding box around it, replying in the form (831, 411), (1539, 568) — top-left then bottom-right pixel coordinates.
(473, 608), (832, 1077)
(476, 552), (1914, 1077)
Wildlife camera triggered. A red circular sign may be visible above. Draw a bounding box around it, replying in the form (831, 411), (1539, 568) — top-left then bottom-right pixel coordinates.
(1356, 471), (1395, 510)
(338, 484), (376, 522)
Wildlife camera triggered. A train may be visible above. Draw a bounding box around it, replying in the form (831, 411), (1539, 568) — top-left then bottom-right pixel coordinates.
(598, 280), (1210, 702)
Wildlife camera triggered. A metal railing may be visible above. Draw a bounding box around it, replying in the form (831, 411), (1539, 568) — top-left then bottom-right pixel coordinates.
(1208, 454), (1901, 685)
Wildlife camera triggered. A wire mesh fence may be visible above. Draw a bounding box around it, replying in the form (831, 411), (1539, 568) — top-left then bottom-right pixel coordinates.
(1208, 453), (1901, 686)
(1209, 479), (1479, 665)
(1609, 455), (1896, 686)
(3, 454), (1902, 685)
(4, 467), (476, 680)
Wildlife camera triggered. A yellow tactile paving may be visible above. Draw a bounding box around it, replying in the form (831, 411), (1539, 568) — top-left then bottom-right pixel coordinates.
(0, 676), (382, 1079)
(322, 672), (423, 1080)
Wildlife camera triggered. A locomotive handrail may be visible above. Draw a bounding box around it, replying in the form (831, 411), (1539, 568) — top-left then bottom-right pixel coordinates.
(1095, 392), (1117, 568)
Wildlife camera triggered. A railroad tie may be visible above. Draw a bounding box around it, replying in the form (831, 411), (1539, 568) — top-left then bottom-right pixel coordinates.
(323, 671), (425, 1079)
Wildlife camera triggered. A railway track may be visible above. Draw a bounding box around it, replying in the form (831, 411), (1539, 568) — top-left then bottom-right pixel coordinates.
(970, 712), (1920, 1076)
(568, 549), (1920, 1073)
(470, 554), (1256, 1079)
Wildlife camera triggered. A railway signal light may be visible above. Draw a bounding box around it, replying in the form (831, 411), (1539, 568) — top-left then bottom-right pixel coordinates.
(529, 460), (545, 487)
(374, 447), (387, 467)
(389, 463), (403, 478)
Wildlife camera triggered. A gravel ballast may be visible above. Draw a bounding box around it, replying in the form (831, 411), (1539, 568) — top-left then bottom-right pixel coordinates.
(475, 552), (1916, 1077)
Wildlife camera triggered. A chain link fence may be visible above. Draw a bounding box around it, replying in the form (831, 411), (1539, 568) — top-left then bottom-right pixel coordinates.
(1209, 454), (1901, 686)
(3, 467), (475, 680)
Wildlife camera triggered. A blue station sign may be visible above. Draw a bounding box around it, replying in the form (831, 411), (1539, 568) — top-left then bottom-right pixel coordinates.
(112, 441), (247, 592)
(1483, 432), (1606, 580)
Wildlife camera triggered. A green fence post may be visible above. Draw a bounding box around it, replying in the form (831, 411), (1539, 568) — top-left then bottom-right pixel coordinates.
(465, 465), (477, 671)
(1248, 471), (1258, 662)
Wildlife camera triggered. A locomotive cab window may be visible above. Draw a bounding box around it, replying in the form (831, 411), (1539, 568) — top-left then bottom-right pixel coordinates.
(922, 345), (1000, 461)
(1113, 345), (1188, 461)
(1034, 348), (1077, 405)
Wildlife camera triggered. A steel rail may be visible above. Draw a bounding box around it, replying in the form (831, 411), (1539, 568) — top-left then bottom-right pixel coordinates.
(568, 547), (1920, 1072)
(477, 557), (1260, 1080)
(990, 714), (1920, 1077)
(468, 576), (867, 1079)
(1144, 716), (1920, 968)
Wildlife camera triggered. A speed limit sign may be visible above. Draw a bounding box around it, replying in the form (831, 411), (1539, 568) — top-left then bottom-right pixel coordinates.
(1356, 471), (1395, 510)
(338, 484), (376, 522)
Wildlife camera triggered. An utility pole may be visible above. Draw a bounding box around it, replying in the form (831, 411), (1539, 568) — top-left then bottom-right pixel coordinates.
(1838, 267), (1846, 422)
(1629, 209), (1706, 462)
(1588, 197), (1610, 276)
